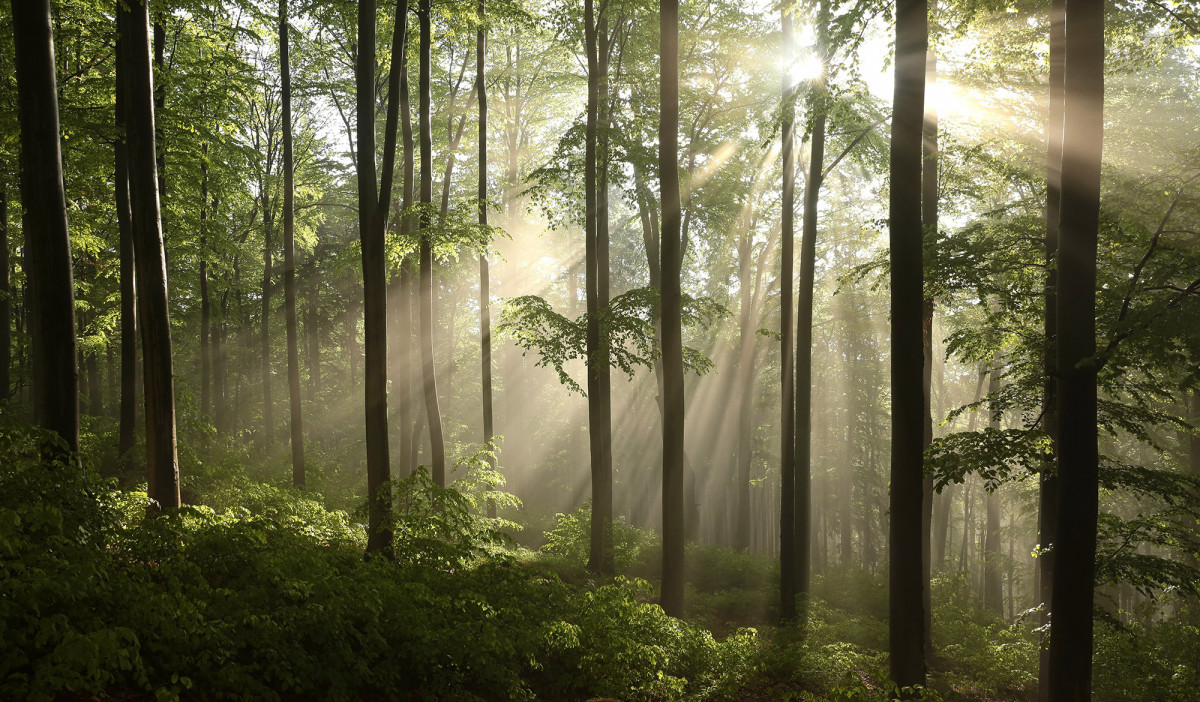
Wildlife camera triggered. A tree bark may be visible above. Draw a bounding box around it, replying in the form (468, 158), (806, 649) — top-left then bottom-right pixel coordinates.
(888, 0), (928, 688)
(280, 0), (305, 488)
(358, 0), (407, 553)
(659, 0), (685, 618)
(12, 0), (80, 456)
(985, 365), (1004, 614)
(394, 6), (416, 481)
(583, 0), (613, 575)
(477, 0), (497, 517)
(1047, 0), (1103, 698)
(795, 0), (830, 603)
(262, 188), (274, 441)
(120, 0), (179, 508)
(779, 4), (798, 622)
(200, 150), (211, 420)
(417, 0), (446, 487)
(0, 185), (8, 400)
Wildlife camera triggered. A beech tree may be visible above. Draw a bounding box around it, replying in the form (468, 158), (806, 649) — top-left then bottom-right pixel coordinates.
(888, 0), (928, 688)
(280, 0), (305, 487)
(119, 0), (180, 509)
(10, 0), (79, 455)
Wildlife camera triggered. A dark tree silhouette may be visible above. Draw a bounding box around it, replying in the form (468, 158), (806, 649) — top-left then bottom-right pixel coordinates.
(280, 0), (305, 487)
(477, 0), (498, 517)
(659, 0), (685, 619)
(779, 4), (798, 622)
(888, 0), (928, 688)
(119, 0), (180, 508)
(1047, 0), (1104, 698)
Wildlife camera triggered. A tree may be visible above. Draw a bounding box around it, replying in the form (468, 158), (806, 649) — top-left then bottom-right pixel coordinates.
(1047, 0), (1104, 698)
(779, 3), (798, 622)
(358, 0), (407, 553)
(11, 0), (79, 456)
(417, 0), (447, 487)
(0, 184), (8, 401)
(114, 11), (137, 468)
(478, 0), (497, 517)
(888, 0), (928, 689)
(280, 0), (305, 487)
(119, 0), (180, 509)
(583, 0), (614, 576)
(660, 0), (684, 619)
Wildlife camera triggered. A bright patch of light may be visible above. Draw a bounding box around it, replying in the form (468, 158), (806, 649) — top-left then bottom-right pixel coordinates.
(789, 55), (825, 85)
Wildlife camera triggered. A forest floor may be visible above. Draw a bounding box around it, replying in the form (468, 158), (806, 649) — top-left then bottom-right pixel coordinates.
(4, 422), (1197, 701)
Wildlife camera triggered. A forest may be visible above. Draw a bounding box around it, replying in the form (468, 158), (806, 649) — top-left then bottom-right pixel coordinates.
(1, 0), (1199, 699)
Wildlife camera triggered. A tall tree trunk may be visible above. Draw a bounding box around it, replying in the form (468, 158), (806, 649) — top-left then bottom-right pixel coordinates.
(280, 0), (305, 487)
(1047, 0), (1103, 698)
(417, 0), (446, 487)
(0, 186), (8, 400)
(262, 190), (273, 441)
(779, 4), (798, 622)
(795, 0), (831, 603)
(306, 262), (320, 401)
(1037, 2), (1064, 697)
(394, 8), (415, 481)
(888, 0), (928, 688)
(152, 14), (167, 238)
(984, 365), (1004, 614)
(583, 0), (613, 575)
(735, 234), (754, 550)
(477, 0), (497, 517)
(659, 0), (685, 618)
(120, 0), (179, 509)
(12, 0), (79, 456)
(200, 152), (211, 420)
(358, 0), (406, 553)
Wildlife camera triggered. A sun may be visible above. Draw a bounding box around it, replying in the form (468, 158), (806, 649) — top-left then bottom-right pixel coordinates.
(789, 55), (825, 85)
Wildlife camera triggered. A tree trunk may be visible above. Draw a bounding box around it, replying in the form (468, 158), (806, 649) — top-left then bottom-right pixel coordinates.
(984, 366), (1004, 614)
(778, 4), (798, 622)
(358, 0), (407, 553)
(921, 13), (939, 655)
(888, 0), (928, 688)
(0, 186), (8, 400)
(280, 0), (305, 488)
(659, 0), (685, 618)
(1047, 0), (1103, 698)
(1037, 2), (1064, 697)
(394, 10), (416, 481)
(417, 0), (446, 487)
(795, 0), (829, 603)
(12, 0), (80, 456)
(120, 0), (179, 508)
(583, 0), (613, 575)
(200, 151), (211, 420)
(477, 0), (497, 517)
(735, 232), (754, 550)
(262, 189), (273, 441)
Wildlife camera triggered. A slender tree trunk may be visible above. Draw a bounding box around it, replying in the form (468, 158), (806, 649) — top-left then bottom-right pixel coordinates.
(280, 0), (305, 487)
(889, 0), (928, 688)
(395, 11), (415, 481)
(477, 0), (497, 517)
(417, 0), (446, 486)
(0, 186), (8, 400)
(583, 0), (613, 575)
(779, 4), (798, 622)
(12, 0), (79, 456)
(306, 263), (320, 401)
(1037, 2), (1064, 697)
(120, 0), (179, 509)
(200, 152), (211, 420)
(358, 0), (406, 553)
(659, 0), (685, 618)
(985, 366), (1004, 614)
(262, 190), (274, 441)
(794, 0), (829, 604)
(735, 234), (754, 550)
(1047, 1), (1103, 698)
